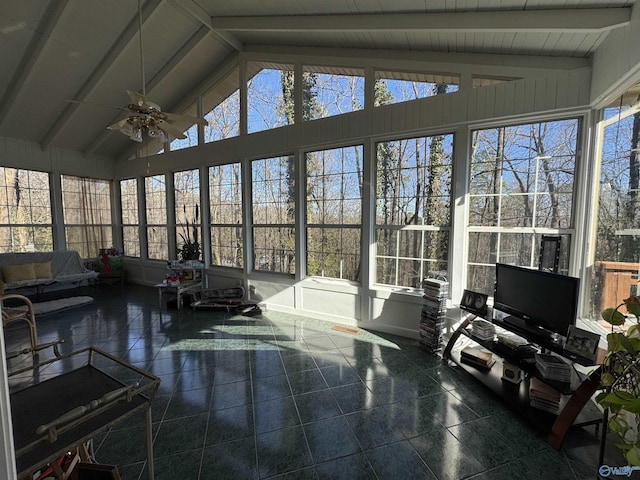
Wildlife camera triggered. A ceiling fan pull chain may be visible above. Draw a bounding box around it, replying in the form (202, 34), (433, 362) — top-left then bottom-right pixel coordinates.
(138, 0), (146, 99)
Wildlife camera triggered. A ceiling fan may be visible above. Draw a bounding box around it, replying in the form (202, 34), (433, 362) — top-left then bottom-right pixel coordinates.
(106, 0), (207, 143)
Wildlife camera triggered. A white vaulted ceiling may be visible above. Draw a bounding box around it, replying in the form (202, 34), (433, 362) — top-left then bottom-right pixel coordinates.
(0, 0), (635, 159)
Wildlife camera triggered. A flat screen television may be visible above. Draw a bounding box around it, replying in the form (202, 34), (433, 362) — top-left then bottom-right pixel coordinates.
(493, 263), (580, 339)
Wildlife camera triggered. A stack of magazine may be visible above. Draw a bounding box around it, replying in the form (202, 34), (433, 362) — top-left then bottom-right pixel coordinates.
(470, 319), (495, 341)
(497, 331), (529, 349)
(460, 346), (496, 369)
(529, 377), (561, 414)
(535, 353), (572, 383)
(419, 278), (448, 353)
(495, 332), (538, 363)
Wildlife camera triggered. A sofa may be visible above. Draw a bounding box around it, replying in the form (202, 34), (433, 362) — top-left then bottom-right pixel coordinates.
(0, 250), (98, 294)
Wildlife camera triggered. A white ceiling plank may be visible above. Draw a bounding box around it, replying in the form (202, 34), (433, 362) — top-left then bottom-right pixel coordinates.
(0, 0), (70, 125)
(40, 0), (164, 151)
(210, 8), (631, 33)
(83, 25), (210, 157)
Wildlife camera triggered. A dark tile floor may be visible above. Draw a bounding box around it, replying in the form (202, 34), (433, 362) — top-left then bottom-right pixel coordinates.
(4, 284), (631, 479)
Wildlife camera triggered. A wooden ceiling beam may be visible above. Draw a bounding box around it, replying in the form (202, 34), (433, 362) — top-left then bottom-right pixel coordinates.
(0, 1), (71, 127)
(210, 8), (631, 34)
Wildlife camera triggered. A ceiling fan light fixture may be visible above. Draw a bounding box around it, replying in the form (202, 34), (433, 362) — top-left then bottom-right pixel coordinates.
(119, 120), (134, 137)
(129, 126), (143, 143)
(147, 122), (166, 142)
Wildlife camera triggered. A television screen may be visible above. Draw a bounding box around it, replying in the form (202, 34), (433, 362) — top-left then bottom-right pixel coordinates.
(494, 263), (580, 338)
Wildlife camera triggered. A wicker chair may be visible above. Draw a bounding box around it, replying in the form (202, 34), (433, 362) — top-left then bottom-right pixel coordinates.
(1, 293), (37, 350)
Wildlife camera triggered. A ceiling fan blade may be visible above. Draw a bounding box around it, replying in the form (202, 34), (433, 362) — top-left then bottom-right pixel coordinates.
(106, 118), (130, 130)
(127, 90), (147, 107)
(156, 119), (187, 139)
(164, 111), (208, 126)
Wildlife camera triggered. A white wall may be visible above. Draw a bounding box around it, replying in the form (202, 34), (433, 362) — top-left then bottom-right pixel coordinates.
(590, 1), (640, 106)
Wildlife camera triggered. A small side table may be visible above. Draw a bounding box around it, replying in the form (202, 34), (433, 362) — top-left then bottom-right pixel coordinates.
(155, 280), (202, 310)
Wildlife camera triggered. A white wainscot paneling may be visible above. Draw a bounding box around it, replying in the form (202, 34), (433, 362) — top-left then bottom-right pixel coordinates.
(370, 295), (422, 339)
(301, 287), (360, 323)
(249, 280), (296, 309)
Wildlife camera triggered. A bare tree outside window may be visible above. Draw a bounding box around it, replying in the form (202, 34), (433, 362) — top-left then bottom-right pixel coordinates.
(374, 71), (459, 106)
(174, 169), (200, 260)
(252, 156), (295, 274)
(306, 145), (363, 281)
(247, 62), (294, 133)
(120, 178), (139, 257)
(0, 168), (52, 253)
(467, 119), (579, 295)
(375, 132), (453, 288)
(204, 66), (240, 143)
(302, 67), (364, 119)
(210, 163), (243, 268)
(145, 175), (168, 260)
(590, 87), (640, 318)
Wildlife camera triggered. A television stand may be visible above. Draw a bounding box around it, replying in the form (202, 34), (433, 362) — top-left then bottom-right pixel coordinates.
(442, 314), (603, 449)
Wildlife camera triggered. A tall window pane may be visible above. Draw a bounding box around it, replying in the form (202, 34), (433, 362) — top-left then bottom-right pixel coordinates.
(209, 163), (243, 268)
(120, 178), (139, 257)
(145, 175), (167, 260)
(252, 156), (295, 274)
(467, 119), (579, 295)
(376, 134), (453, 288)
(306, 145), (362, 281)
(174, 169), (201, 261)
(589, 85), (640, 320)
(62, 175), (112, 258)
(0, 168), (52, 253)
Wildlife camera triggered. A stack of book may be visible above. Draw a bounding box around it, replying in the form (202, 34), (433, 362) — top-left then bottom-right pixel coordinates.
(419, 278), (448, 353)
(460, 346), (496, 369)
(470, 319), (496, 341)
(535, 354), (572, 383)
(529, 377), (561, 414)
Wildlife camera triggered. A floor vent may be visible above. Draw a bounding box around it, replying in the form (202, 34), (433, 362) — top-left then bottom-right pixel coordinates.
(331, 325), (360, 335)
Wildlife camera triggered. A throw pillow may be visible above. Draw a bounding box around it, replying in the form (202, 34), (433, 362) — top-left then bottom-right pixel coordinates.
(33, 261), (53, 279)
(2, 263), (36, 282)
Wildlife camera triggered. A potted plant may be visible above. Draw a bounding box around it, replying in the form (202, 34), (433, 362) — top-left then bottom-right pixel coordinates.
(177, 205), (201, 262)
(596, 296), (640, 466)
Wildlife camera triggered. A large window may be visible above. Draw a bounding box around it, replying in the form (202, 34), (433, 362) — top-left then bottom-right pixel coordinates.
(0, 168), (52, 253)
(247, 62), (294, 133)
(375, 134), (453, 288)
(302, 66), (364, 120)
(589, 85), (640, 318)
(174, 169), (200, 260)
(374, 71), (459, 106)
(145, 175), (168, 260)
(467, 119), (579, 295)
(252, 156), (295, 274)
(306, 146), (362, 281)
(120, 179), (139, 257)
(209, 163), (243, 268)
(62, 175), (112, 258)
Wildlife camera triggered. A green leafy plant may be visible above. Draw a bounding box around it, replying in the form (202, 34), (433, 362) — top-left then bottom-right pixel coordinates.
(596, 296), (640, 466)
(177, 204), (201, 261)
